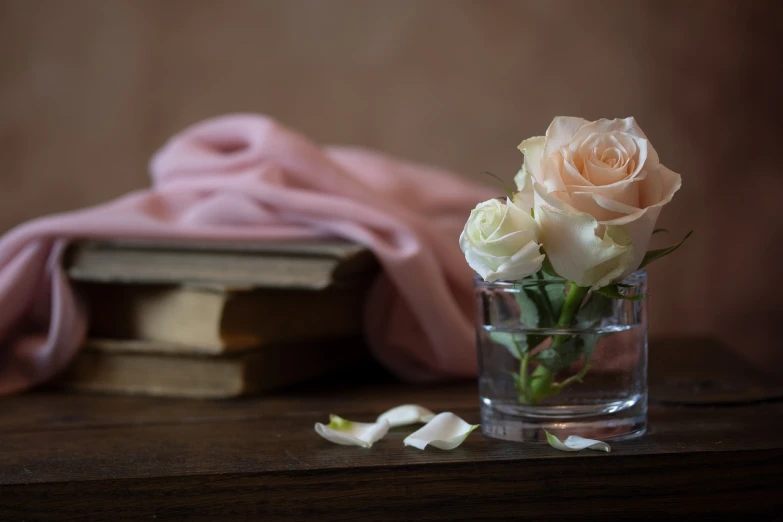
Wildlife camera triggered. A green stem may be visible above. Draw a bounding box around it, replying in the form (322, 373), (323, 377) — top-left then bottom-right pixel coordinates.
(518, 350), (530, 401)
(526, 282), (589, 403)
(555, 283), (589, 333)
(553, 364), (591, 391)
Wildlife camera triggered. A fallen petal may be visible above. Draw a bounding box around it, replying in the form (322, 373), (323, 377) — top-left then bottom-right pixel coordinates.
(377, 404), (436, 428)
(545, 431), (611, 452)
(315, 414), (390, 448)
(404, 412), (479, 450)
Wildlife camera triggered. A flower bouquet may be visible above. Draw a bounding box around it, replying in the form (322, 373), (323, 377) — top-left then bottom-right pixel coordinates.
(462, 117), (689, 442)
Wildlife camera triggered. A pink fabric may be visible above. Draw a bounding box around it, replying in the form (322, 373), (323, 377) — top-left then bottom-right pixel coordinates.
(0, 114), (495, 394)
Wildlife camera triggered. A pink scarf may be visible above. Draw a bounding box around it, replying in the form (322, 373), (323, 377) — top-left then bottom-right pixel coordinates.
(0, 114), (495, 394)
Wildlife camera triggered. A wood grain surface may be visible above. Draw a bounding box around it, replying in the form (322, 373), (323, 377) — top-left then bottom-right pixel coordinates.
(1, 338), (781, 520)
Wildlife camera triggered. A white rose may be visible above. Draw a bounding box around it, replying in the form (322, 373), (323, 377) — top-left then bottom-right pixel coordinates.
(518, 116), (681, 288)
(459, 192), (544, 283)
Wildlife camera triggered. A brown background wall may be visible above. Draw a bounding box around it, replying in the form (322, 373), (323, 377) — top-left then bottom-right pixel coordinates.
(1, 0), (781, 372)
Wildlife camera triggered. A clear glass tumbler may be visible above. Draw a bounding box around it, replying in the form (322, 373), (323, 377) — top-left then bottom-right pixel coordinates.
(475, 271), (648, 442)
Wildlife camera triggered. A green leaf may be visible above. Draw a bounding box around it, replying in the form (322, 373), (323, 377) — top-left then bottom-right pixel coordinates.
(652, 228), (668, 235)
(482, 171), (515, 199)
(534, 270), (566, 322)
(513, 288), (540, 328)
(512, 371), (524, 393)
(534, 336), (585, 373)
(512, 278), (564, 351)
(596, 284), (646, 301)
(513, 288), (547, 351)
(575, 292), (612, 329)
(640, 230), (693, 269)
(491, 279), (566, 360)
(526, 335), (548, 353)
(488, 331), (526, 360)
(579, 333), (599, 363)
(505, 276), (565, 355)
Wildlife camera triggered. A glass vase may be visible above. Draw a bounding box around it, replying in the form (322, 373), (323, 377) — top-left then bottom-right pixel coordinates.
(475, 271), (648, 442)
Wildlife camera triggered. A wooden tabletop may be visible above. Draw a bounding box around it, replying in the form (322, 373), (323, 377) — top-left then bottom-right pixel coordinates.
(1, 338), (782, 520)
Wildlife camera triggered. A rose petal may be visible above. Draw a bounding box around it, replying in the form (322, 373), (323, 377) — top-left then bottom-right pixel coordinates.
(545, 431), (611, 452)
(517, 136), (545, 183)
(570, 117), (647, 143)
(639, 164), (681, 209)
(595, 165), (682, 275)
(568, 191), (636, 222)
(561, 151), (593, 186)
(315, 415), (390, 448)
(540, 152), (570, 192)
(532, 180), (579, 213)
(629, 138), (650, 178)
(493, 240), (546, 281)
(583, 158), (629, 186)
(512, 166), (536, 211)
(461, 246), (499, 281)
(608, 132), (638, 159)
(377, 404), (436, 428)
(487, 197), (538, 243)
(403, 412), (479, 450)
(569, 180), (642, 209)
(543, 116), (590, 158)
(535, 184), (633, 289)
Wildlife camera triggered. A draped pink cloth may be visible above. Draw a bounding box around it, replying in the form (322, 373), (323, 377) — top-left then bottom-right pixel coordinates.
(0, 114), (495, 394)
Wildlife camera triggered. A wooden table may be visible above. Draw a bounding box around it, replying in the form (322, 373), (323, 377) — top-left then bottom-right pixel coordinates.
(1, 338), (782, 520)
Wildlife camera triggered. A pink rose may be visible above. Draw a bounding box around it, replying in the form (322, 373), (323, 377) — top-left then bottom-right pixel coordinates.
(516, 117), (681, 288)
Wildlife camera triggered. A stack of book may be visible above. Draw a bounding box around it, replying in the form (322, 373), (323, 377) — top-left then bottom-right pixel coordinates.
(54, 239), (378, 398)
